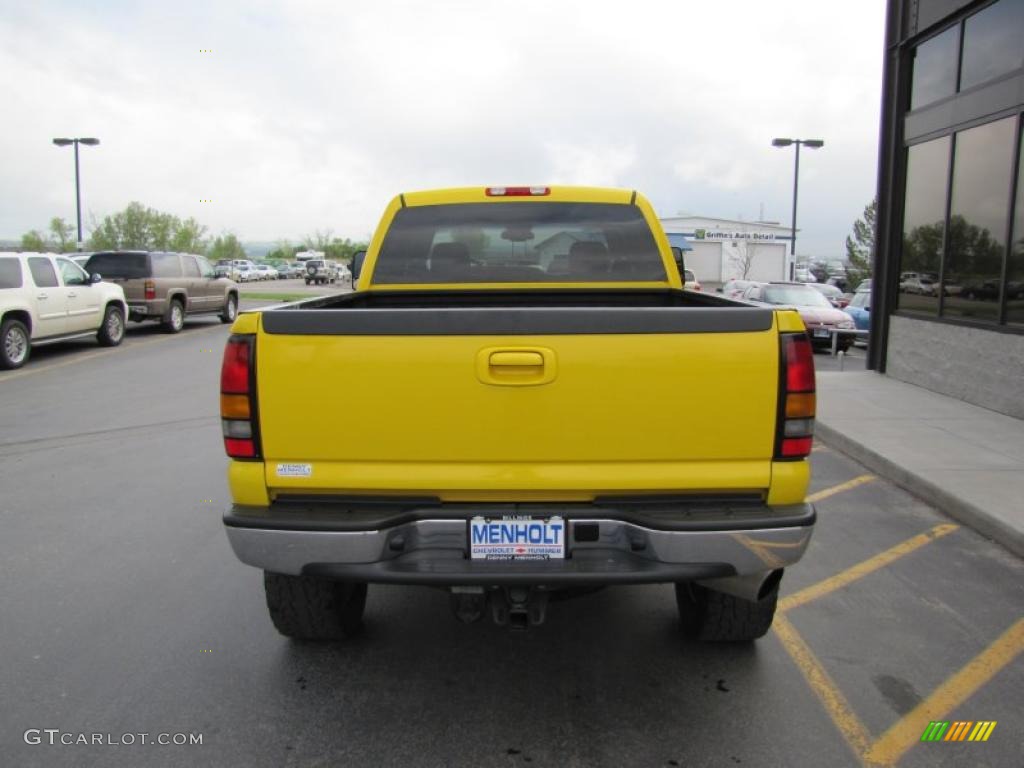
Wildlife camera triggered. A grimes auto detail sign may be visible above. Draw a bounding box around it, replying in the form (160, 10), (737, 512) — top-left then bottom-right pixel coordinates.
(693, 229), (777, 241)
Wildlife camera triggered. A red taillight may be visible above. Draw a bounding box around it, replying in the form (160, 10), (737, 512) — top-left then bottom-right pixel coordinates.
(776, 333), (816, 460)
(780, 437), (814, 457)
(785, 334), (815, 393)
(220, 335), (259, 459)
(144, 280), (156, 300)
(224, 438), (256, 458)
(221, 339), (251, 393)
(485, 186), (550, 196)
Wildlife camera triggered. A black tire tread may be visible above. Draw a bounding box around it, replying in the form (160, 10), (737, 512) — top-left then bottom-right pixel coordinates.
(676, 581), (779, 642)
(1, 317), (30, 369)
(220, 294), (238, 323)
(263, 571), (366, 641)
(163, 299), (185, 333)
(96, 304), (124, 347)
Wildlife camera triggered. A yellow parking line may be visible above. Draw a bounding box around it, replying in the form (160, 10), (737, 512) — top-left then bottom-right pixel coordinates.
(779, 524), (959, 613)
(773, 614), (878, 766)
(0, 324), (226, 382)
(806, 474), (876, 503)
(866, 618), (1024, 766)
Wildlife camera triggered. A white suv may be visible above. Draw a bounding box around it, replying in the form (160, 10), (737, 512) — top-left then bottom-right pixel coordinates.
(0, 252), (128, 369)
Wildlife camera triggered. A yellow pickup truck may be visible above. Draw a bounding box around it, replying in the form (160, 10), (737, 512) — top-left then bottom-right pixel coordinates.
(220, 186), (816, 641)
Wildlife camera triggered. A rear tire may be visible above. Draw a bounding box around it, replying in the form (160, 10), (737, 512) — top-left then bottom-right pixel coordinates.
(220, 294), (238, 324)
(264, 572), (367, 640)
(163, 299), (185, 333)
(1, 317), (31, 369)
(96, 304), (125, 347)
(675, 578), (780, 642)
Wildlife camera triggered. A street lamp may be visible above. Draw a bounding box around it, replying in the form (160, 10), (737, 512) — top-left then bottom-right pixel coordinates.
(772, 137), (824, 279)
(52, 137), (100, 251)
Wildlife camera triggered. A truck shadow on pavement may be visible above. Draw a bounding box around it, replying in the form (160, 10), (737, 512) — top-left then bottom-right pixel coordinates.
(258, 584), (788, 767)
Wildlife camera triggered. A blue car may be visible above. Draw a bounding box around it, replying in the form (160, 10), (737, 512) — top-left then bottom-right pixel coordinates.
(844, 289), (870, 330)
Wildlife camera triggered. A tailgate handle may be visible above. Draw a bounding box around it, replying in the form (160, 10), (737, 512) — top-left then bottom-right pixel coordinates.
(490, 351), (544, 367)
(476, 346), (557, 386)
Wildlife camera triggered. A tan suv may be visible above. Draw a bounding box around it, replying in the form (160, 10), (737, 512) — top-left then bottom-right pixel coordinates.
(83, 251), (239, 333)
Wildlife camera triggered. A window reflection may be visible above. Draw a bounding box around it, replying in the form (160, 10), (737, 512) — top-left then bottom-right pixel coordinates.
(899, 137), (950, 314)
(911, 26), (959, 110)
(1009, 125), (1024, 326)
(944, 118), (1014, 321)
(960, 0), (1024, 92)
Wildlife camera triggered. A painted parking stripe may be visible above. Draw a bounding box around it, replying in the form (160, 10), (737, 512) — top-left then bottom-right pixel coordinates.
(806, 474), (875, 503)
(779, 524), (959, 613)
(773, 614), (877, 765)
(866, 618), (1024, 765)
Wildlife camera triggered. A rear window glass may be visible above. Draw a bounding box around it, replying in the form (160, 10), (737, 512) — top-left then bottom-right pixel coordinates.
(28, 257), (59, 288)
(373, 202), (666, 284)
(764, 286), (833, 308)
(0, 257), (22, 288)
(85, 253), (149, 279)
(151, 253), (182, 278)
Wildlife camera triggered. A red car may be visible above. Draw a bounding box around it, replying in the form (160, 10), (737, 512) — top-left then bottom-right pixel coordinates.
(741, 282), (857, 352)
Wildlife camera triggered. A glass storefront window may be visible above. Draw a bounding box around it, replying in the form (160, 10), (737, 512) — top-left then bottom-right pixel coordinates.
(1008, 124), (1024, 326)
(944, 117), (1014, 322)
(911, 26), (959, 110)
(960, 0), (1024, 92)
(899, 137), (950, 315)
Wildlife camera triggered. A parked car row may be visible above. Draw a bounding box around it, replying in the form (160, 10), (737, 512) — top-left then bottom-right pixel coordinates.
(214, 259), (284, 282)
(301, 258), (352, 286)
(212, 258), (354, 284)
(0, 250), (239, 369)
(736, 281), (858, 352)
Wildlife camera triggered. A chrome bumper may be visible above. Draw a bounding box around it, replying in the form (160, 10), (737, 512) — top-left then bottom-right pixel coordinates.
(224, 508), (814, 586)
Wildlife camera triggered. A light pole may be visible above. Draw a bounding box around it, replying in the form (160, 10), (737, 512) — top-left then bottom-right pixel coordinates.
(52, 137), (100, 251)
(772, 137), (823, 279)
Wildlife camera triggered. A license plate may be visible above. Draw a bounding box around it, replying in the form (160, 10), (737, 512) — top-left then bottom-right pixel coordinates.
(813, 328), (830, 338)
(469, 516), (565, 560)
(130, 305), (147, 314)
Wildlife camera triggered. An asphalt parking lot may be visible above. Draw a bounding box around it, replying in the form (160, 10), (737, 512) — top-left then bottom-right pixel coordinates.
(1, 309), (1021, 768)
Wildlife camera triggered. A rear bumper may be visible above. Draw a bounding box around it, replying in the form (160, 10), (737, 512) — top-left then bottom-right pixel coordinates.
(127, 299), (167, 320)
(223, 501), (815, 586)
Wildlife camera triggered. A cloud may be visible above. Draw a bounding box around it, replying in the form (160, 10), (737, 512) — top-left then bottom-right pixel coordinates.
(0, 0), (886, 256)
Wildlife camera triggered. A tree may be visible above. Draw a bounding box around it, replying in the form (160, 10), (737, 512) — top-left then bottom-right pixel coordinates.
(303, 229), (334, 252)
(729, 240), (757, 279)
(845, 199), (876, 287)
(20, 230), (46, 251)
(88, 202), (208, 253)
(325, 236), (369, 265)
(302, 230), (368, 265)
(266, 240), (299, 264)
(49, 218), (75, 252)
(208, 233), (247, 262)
(170, 218), (208, 253)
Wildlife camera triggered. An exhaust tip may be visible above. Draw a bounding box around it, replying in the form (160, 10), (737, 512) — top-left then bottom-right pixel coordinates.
(758, 569), (784, 601)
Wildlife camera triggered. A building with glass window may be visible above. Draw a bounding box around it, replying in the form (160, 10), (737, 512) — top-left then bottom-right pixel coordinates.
(872, 0), (1024, 418)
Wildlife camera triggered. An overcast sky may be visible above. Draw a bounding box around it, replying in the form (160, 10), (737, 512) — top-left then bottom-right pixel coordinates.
(0, 0), (886, 257)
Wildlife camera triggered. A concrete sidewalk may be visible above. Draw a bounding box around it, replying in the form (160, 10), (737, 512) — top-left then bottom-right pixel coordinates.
(814, 370), (1024, 559)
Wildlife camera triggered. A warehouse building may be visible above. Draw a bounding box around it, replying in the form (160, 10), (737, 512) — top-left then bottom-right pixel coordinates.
(872, 0), (1024, 418)
(659, 215), (793, 284)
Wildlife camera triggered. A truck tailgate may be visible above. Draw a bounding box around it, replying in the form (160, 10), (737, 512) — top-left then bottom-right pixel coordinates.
(254, 306), (779, 500)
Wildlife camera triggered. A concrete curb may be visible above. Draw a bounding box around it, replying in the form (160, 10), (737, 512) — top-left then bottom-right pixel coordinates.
(815, 422), (1024, 560)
